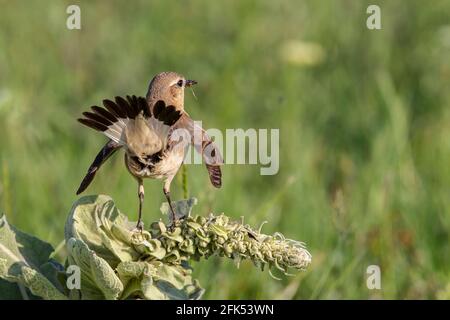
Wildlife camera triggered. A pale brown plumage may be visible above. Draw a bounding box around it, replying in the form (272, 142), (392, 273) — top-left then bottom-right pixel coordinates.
(76, 72), (222, 229)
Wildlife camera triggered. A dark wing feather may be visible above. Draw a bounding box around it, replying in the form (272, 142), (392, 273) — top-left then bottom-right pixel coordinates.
(153, 100), (165, 118)
(138, 96), (151, 117)
(91, 105), (118, 123)
(152, 100), (181, 126)
(102, 99), (127, 118)
(206, 164), (222, 188)
(115, 96), (135, 118)
(77, 118), (108, 132)
(82, 111), (113, 127)
(79, 95), (154, 144)
(76, 140), (122, 194)
(126, 95), (140, 117)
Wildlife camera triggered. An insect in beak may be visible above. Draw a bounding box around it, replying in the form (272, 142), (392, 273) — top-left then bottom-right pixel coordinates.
(185, 79), (198, 87)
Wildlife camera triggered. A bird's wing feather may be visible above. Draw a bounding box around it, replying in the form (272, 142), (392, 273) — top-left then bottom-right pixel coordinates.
(76, 139), (121, 194)
(77, 96), (183, 194)
(170, 113), (223, 188)
(78, 96), (181, 148)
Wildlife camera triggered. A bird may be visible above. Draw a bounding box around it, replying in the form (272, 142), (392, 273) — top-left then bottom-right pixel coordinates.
(76, 71), (223, 230)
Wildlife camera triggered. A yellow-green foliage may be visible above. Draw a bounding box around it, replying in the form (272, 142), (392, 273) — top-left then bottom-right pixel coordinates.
(0, 195), (311, 299)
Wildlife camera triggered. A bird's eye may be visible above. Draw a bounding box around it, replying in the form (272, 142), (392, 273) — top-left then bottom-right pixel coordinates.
(176, 79), (184, 87)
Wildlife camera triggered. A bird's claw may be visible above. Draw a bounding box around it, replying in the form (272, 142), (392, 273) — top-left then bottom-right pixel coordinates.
(168, 217), (177, 232)
(134, 220), (144, 233)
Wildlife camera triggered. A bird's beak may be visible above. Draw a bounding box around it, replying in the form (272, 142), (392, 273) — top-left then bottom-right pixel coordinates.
(185, 79), (197, 87)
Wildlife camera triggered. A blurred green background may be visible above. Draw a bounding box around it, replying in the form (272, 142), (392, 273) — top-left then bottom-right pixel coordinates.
(0, 0), (449, 299)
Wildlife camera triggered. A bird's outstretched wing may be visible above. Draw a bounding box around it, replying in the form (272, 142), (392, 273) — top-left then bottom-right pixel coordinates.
(78, 96), (181, 146)
(76, 95), (182, 194)
(171, 113), (223, 188)
(78, 95), (181, 145)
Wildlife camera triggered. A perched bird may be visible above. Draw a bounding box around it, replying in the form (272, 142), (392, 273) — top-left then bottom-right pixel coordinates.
(76, 71), (223, 229)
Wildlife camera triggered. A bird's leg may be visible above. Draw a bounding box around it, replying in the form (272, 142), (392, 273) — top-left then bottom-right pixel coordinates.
(136, 179), (144, 231)
(164, 189), (177, 227)
(163, 178), (177, 229)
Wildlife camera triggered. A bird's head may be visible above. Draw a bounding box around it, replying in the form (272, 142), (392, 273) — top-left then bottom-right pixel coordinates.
(146, 71), (197, 111)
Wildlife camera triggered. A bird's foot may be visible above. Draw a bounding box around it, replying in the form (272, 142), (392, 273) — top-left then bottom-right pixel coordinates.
(168, 219), (177, 232)
(167, 210), (179, 232)
(133, 220), (144, 233)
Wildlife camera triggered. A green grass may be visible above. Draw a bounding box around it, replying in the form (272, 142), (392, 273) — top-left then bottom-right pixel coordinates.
(0, 0), (449, 299)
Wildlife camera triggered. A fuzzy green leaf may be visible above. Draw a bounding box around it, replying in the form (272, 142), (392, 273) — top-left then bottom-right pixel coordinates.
(0, 213), (67, 300)
(66, 238), (123, 300)
(65, 195), (140, 267)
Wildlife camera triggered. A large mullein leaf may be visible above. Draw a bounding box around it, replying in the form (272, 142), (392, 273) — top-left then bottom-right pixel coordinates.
(66, 238), (123, 300)
(66, 195), (203, 300)
(0, 213), (67, 300)
(151, 262), (204, 300)
(116, 260), (204, 300)
(65, 195), (140, 267)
